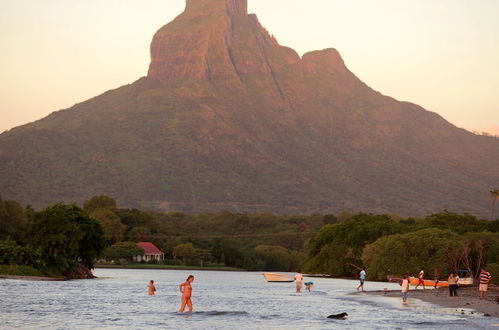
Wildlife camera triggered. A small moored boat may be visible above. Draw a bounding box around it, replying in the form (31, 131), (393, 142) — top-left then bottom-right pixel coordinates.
(408, 276), (448, 287)
(408, 275), (473, 287)
(262, 272), (294, 282)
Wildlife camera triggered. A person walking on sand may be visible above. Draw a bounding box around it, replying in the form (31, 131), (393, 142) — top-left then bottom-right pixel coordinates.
(400, 275), (410, 303)
(479, 267), (492, 300)
(294, 272), (303, 292)
(448, 272), (459, 300)
(433, 268), (440, 289)
(179, 275), (194, 312)
(148, 280), (156, 295)
(357, 269), (366, 291)
(415, 268), (425, 290)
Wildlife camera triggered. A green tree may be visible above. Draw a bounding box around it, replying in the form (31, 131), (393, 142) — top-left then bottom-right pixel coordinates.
(76, 214), (106, 269)
(118, 209), (157, 229)
(103, 241), (144, 261)
(173, 243), (196, 264)
(0, 200), (28, 241)
(421, 210), (488, 235)
(128, 226), (151, 242)
(254, 245), (303, 271)
(211, 238), (242, 267)
(485, 242), (499, 264)
(83, 195), (117, 214)
(303, 213), (405, 276)
(460, 231), (498, 277)
(162, 237), (183, 259)
(90, 209), (126, 244)
(362, 228), (462, 280)
(0, 238), (44, 268)
(26, 203), (106, 273)
(487, 262), (499, 285)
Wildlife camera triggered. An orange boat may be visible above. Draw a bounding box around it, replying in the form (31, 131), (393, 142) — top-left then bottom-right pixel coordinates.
(408, 275), (473, 287)
(409, 276), (448, 287)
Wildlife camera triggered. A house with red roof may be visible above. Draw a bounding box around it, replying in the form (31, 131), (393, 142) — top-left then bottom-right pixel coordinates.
(133, 242), (165, 262)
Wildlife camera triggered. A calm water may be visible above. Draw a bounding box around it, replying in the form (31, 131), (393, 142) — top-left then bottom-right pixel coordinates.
(1, 268), (497, 329)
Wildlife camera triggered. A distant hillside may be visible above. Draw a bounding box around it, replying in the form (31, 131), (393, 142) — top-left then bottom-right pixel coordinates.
(1, 0), (498, 217)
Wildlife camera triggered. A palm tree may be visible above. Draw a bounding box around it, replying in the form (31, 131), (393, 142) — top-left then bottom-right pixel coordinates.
(490, 189), (499, 220)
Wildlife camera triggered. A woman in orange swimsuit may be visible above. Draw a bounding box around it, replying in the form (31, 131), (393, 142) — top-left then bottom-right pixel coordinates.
(148, 280), (156, 295)
(178, 275), (194, 312)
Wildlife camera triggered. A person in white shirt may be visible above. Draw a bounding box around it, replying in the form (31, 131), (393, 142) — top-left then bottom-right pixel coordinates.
(357, 269), (366, 291)
(400, 275), (410, 303)
(415, 269), (425, 290)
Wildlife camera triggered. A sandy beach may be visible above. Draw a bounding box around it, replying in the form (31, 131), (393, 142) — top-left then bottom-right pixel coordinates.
(365, 285), (499, 318)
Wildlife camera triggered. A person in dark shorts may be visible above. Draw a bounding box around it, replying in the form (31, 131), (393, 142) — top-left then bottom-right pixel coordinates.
(357, 269), (366, 291)
(448, 272), (459, 299)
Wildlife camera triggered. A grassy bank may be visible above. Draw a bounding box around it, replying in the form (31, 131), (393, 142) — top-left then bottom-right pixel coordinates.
(95, 263), (242, 271)
(0, 265), (45, 277)
(0, 265), (65, 279)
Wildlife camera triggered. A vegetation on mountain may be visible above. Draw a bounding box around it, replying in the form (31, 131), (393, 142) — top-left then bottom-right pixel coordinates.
(0, 0), (498, 218)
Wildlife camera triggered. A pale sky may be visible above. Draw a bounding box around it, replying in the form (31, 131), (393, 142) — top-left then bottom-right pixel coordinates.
(1, 0), (498, 133)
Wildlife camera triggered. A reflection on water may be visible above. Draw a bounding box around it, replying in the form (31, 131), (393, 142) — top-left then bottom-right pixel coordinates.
(0, 269), (496, 329)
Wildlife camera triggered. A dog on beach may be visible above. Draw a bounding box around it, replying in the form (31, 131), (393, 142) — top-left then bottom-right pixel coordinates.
(327, 312), (348, 319)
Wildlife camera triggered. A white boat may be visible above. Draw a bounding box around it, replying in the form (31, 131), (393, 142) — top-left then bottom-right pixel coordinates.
(262, 272), (294, 282)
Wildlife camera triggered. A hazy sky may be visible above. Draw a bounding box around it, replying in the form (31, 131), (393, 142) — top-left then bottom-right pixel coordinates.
(1, 0), (498, 133)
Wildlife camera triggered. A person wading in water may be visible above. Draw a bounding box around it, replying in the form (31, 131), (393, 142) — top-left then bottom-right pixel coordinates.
(179, 275), (194, 312)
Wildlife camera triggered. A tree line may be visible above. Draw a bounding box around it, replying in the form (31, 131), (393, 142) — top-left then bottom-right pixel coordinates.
(302, 211), (499, 284)
(1, 194), (498, 282)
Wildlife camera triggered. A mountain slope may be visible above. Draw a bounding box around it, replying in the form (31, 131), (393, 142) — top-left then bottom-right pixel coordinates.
(1, 0), (498, 217)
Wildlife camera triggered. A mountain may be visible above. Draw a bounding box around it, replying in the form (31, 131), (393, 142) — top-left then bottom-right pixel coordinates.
(1, 0), (498, 217)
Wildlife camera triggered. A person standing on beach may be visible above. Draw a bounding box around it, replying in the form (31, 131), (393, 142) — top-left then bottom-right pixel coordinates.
(479, 268), (492, 300)
(448, 272), (459, 299)
(357, 269), (366, 291)
(294, 272), (303, 292)
(148, 280), (156, 295)
(433, 268), (440, 288)
(415, 268), (425, 290)
(400, 275), (410, 303)
(179, 275), (194, 312)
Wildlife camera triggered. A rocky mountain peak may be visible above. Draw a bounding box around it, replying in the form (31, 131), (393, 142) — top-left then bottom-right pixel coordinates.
(302, 48), (348, 75)
(147, 0), (294, 90)
(185, 0), (247, 17)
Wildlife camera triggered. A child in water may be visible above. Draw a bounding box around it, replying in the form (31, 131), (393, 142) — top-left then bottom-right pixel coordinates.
(179, 275), (194, 312)
(148, 280), (156, 295)
(305, 282), (314, 292)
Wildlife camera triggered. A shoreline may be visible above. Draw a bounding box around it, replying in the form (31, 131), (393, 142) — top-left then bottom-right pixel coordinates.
(364, 286), (499, 318)
(0, 274), (65, 281)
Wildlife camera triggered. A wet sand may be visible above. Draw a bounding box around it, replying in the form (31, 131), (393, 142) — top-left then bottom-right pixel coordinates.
(365, 286), (499, 318)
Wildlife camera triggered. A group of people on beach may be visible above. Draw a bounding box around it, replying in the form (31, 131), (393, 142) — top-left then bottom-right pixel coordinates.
(404, 267), (493, 303)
